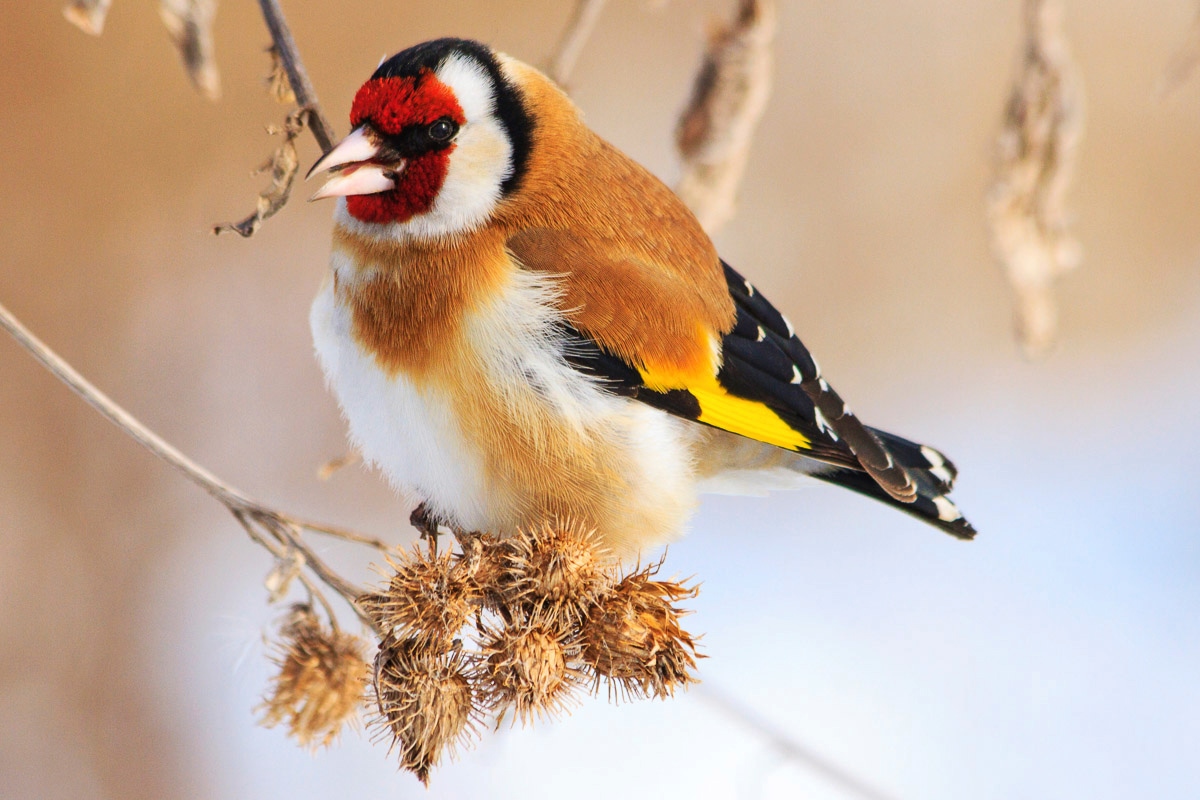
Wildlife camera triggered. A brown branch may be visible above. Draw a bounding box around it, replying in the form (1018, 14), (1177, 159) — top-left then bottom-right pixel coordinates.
(547, 0), (608, 86)
(256, 0), (336, 153)
(214, 108), (308, 237)
(0, 298), (384, 633)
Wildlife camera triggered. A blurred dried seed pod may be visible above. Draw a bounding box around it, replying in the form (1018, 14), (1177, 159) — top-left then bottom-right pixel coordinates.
(259, 605), (369, 749)
(373, 638), (477, 785)
(582, 562), (700, 700)
(361, 546), (479, 646)
(475, 615), (584, 723)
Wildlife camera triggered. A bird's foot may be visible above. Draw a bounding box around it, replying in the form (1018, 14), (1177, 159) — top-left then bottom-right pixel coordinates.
(409, 502), (443, 555)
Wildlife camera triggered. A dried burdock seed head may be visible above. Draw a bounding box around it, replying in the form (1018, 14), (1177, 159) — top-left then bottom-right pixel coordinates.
(495, 519), (614, 620)
(582, 562), (701, 700)
(362, 546), (480, 646)
(259, 605), (369, 749)
(475, 616), (584, 724)
(373, 638), (478, 785)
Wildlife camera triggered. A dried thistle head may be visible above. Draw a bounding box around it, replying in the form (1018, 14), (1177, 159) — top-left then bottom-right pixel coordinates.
(373, 638), (478, 785)
(361, 545), (480, 646)
(259, 605), (369, 749)
(475, 614), (584, 724)
(493, 520), (614, 621)
(582, 562), (701, 700)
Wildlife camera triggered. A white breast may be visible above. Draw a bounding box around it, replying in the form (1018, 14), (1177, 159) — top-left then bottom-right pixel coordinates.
(309, 265), (495, 527)
(310, 254), (702, 552)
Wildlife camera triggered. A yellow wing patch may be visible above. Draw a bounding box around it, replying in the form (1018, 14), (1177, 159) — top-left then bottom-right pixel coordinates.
(639, 361), (811, 452)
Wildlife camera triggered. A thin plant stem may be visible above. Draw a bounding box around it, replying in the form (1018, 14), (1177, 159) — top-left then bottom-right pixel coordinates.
(256, 0), (336, 152)
(548, 0), (608, 85)
(0, 298), (382, 632)
(694, 684), (900, 800)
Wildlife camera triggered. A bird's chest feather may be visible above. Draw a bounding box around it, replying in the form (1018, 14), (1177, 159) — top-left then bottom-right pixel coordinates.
(310, 240), (701, 552)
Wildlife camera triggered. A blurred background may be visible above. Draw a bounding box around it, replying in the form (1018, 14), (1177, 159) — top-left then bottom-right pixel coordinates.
(2, 1), (1198, 798)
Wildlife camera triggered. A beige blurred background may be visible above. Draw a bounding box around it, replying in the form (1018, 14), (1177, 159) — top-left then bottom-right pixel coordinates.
(2, 2), (1198, 799)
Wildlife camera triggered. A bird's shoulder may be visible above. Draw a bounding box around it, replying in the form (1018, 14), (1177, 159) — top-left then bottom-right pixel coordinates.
(497, 60), (733, 378)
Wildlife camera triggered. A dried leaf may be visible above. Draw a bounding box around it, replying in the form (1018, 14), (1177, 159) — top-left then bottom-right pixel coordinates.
(159, 0), (221, 101)
(213, 108), (308, 238)
(63, 0), (113, 36)
(675, 0), (776, 234)
(264, 550), (304, 603)
(987, 0), (1083, 357)
(266, 45), (297, 105)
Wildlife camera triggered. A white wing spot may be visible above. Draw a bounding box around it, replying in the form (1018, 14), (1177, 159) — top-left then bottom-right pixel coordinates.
(790, 365), (803, 385)
(920, 445), (946, 467)
(783, 316), (795, 338)
(932, 495), (963, 521)
(818, 378), (829, 394)
(756, 326), (766, 342)
(744, 280), (755, 296)
(921, 446), (953, 484)
(813, 406), (836, 439)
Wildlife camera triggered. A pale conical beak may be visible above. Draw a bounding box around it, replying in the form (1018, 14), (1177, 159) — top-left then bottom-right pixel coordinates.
(306, 126), (405, 201)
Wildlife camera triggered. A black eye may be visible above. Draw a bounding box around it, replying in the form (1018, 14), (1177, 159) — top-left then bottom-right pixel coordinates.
(428, 118), (457, 142)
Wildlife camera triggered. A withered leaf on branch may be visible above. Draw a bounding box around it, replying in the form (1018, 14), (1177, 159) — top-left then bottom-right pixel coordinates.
(159, 0), (221, 101)
(987, 0), (1083, 358)
(675, 0), (776, 235)
(63, 0), (113, 36)
(266, 45), (298, 105)
(214, 108), (310, 238)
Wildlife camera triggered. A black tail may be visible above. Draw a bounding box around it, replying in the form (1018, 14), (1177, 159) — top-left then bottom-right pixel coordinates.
(813, 432), (976, 540)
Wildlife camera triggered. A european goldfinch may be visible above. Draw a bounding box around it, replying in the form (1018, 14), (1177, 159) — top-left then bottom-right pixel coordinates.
(307, 38), (974, 558)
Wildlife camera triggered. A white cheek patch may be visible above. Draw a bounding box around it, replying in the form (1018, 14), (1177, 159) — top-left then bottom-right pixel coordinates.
(336, 52), (514, 243)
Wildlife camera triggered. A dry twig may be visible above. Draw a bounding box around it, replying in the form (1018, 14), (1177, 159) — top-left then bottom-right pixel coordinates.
(214, 108), (309, 237)
(159, 0), (221, 100)
(547, 0), (609, 86)
(987, 0), (1083, 357)
(675, 0), (776, 235)
(256, 0), (336, 152)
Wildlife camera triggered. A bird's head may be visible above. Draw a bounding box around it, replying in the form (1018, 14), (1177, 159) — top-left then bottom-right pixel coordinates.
(307, 38), (533, 239)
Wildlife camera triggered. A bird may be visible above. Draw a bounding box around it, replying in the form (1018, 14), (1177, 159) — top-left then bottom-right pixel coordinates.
(306, 37), (975, 559)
